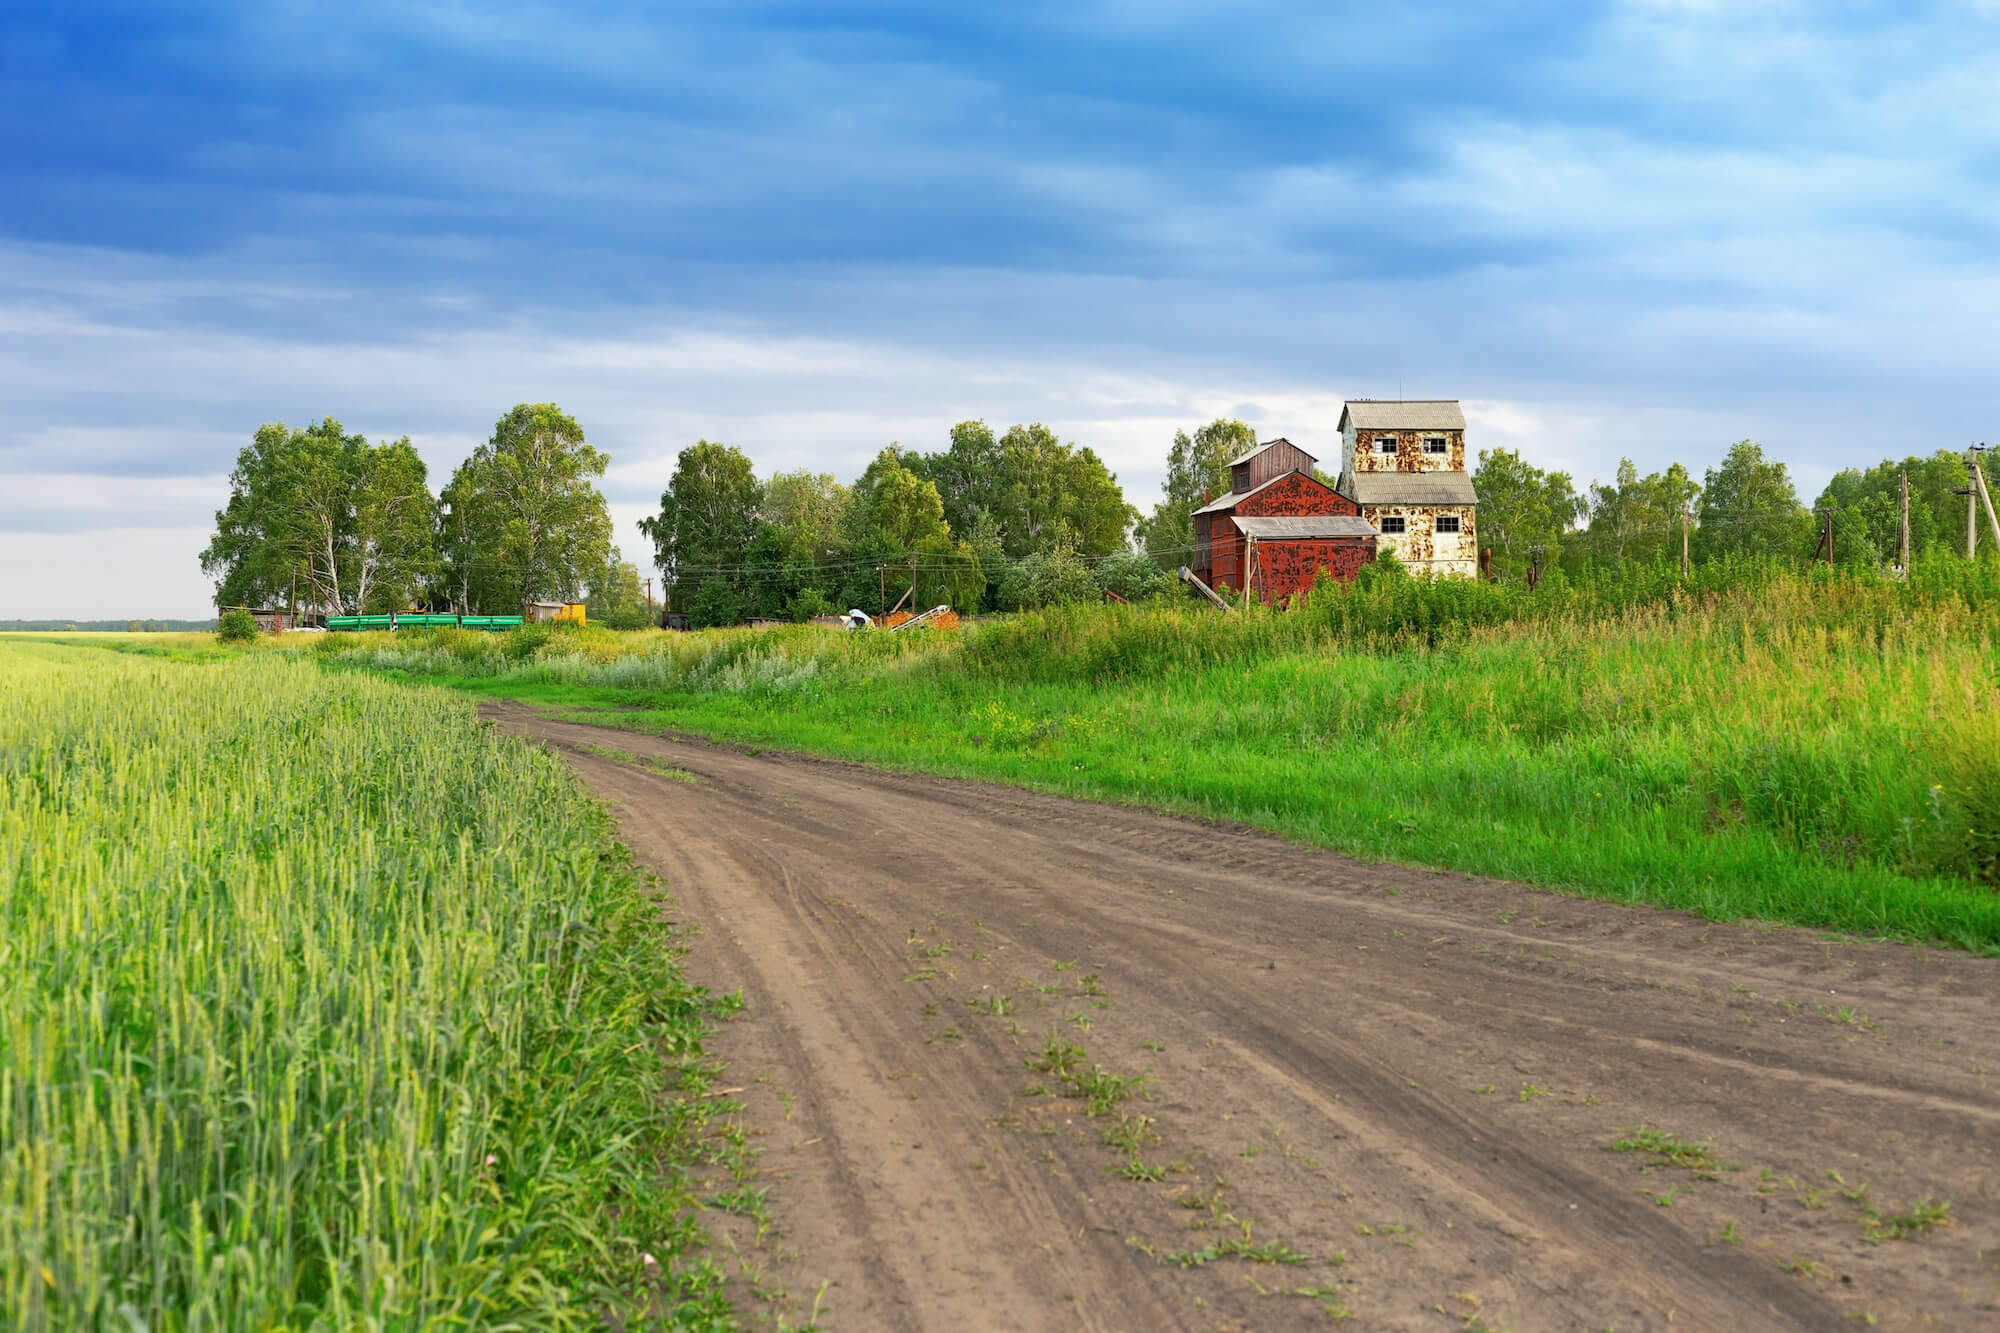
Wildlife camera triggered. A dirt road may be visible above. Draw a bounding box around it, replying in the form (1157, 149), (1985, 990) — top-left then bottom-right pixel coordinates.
(487, 702), (1999, 1331)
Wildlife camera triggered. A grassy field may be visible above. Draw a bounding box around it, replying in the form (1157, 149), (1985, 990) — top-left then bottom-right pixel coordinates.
(0, 640), (736, 1329)
(308, 557), (2000, 953)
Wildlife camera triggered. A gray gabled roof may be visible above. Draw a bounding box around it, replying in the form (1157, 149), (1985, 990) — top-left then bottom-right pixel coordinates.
(1347, 472), (1479, 506)
(1233, 516), (1377, 540)
(1340, 400), (1467, 432)
(1225, 436), (1316, 468)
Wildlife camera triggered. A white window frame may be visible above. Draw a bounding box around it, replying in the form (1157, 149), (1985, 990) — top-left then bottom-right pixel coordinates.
(1424, 436), (1449, 455)
(1375, 434), (1398, 454)
(1434, 514), (1461, 534)
(1378, 515), (1407, 535)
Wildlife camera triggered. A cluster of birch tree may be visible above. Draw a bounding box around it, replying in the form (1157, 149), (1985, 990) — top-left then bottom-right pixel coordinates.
(201, 404), (618, 618)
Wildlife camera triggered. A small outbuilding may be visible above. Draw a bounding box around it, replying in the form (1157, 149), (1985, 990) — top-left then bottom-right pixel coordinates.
(524, 601), (587, 624)
(239, 607), (294, 633)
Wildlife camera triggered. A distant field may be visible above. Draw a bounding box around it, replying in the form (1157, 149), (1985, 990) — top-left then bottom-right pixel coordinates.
(0, 641), (734, 1327)
(310, 558), (2000, 952)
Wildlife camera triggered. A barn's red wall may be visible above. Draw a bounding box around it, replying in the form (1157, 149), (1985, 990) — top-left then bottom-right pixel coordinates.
(1211, 525), (1242, 588)
(1248, 538), (1376, 603)
(1236, 473), (1358, 518)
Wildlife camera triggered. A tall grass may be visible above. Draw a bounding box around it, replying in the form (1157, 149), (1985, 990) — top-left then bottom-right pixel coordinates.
(313, 557), (2000, 949)
(0, 642), (732, 1329)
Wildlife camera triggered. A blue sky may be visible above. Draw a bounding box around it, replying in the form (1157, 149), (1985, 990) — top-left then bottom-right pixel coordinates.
(4, 1), (1997, 615)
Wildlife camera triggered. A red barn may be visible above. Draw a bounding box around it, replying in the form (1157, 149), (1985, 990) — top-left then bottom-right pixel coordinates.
(1192, 439), (1378, 604)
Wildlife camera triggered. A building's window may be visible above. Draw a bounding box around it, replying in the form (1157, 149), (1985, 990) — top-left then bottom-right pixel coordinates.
(1375, 434), (1398, 454)
(1378, 515), (1407, 534)
(1434, 515), (1461, 534)
(1424, 436), (1448, 454)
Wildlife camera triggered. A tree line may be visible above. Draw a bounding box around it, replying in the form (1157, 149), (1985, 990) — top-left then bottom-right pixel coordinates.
(1464, 440), (1986, 582)
(200, 409), (1156, 625)
(639, 425), (1151, 624)
(202, 403), (1989, 625)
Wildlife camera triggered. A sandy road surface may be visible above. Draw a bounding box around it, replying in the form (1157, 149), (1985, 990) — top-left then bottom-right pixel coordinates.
(486, 702), (2000, 1332)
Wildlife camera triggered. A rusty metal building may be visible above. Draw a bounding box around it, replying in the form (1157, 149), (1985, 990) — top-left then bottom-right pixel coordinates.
(1334, 401), (1479, 578)
(1192, 438), (1379, 603)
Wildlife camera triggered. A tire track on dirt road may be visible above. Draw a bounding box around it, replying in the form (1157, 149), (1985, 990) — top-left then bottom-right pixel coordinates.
(488, 702), (2000, 1331)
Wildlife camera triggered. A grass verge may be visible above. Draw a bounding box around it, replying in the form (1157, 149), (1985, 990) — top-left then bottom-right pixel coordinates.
(0, 640), (735, 1329)
(243, 556), (2000, 952)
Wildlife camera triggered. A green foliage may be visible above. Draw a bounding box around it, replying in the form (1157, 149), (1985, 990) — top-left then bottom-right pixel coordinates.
(1814, 450), (1971, 567)
(1094, 549), (1177, 602)
(844, 446), (987, 612)
(1473, 447), (1584, 580)
(997, 531), (1099, 610)
(215, 608), (260, 641)
(1938, 709), (2000, 886)
(641, 439), (761, 610)
(990, 423), (1137, 558)
(688, 575), (743, 629)
(587, 556), (649, 628)
(442, 403), (612, 611)
(762, 468), (851, 551)
(787, 586), (840, 622)
(848, 446), (950, 552)
(914, 420), (1007, 540)
(1574, 457), (1699, 571)
(0, 642), (729, 1327)
(1136, 418), (1257, 568)
(1693, 440), (1812, 563)
(352, 436), (441, 612)
(601, 602), (651, 631)
(202, 417), (374, 616)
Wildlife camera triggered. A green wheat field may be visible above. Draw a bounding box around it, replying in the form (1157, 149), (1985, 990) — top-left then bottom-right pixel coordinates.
(0, 641), (734, 1329)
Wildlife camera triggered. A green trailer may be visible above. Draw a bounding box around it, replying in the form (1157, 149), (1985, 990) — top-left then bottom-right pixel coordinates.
(324, 613), (526, 632)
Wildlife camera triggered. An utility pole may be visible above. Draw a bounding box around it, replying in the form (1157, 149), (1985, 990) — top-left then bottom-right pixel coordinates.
(1680, 501), (1690, 579)
(1816, 506), (1834, 564)
(878, 565), (885, 617)
(1974, 446), (2000, 554)
(1970, 448), (1982, 559)
(643, 577), (654, 625)
(1898, 468), (1910, 574)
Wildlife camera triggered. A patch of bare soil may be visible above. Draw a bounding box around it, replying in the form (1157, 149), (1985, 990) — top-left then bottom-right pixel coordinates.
(486, 701), (2000, 1332)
